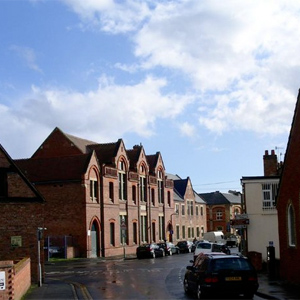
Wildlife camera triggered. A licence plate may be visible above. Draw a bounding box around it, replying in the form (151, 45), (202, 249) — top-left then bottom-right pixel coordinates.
(225, 277), (242, 281)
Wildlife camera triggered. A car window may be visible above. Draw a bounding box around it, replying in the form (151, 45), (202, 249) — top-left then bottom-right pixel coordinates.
(212, 258), (252, 271)
(197, 243), (212, 250)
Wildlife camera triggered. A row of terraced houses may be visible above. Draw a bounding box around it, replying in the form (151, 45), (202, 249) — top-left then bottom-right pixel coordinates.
(0, 127), (241, 286)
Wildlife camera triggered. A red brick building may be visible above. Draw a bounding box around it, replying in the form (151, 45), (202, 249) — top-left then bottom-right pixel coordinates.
(198, 191), (241, 235)
(0, 144), (45, 283)
(15, 127), (174, 258)
(277, 89), (300, 284)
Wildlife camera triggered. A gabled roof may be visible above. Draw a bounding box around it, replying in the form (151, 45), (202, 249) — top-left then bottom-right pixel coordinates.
(126, 145), (148, 171)
(146, 152), (165, 175)
(65, 131), (96, 153)
(198, 191), (241, 205)
(15, 153), (92, 183)
(87, 139), (123, 166)
(0, 144), (44, 202)
(198, 191), (230, 205)
(168, 174), (206, 204)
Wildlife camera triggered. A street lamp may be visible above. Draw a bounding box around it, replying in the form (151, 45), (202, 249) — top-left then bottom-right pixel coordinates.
(37, 227), (47, 287)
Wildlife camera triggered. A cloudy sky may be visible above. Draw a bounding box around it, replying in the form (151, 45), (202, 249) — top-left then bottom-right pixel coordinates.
(1, 0), (299, 192)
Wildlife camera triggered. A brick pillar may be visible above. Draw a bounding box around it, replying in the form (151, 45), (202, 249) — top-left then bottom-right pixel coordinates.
(0, 261), (14, 300)
(263, 150), (278, 176)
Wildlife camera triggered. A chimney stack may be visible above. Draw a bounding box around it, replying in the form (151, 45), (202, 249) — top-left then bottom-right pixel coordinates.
(263, 150), (278, 176)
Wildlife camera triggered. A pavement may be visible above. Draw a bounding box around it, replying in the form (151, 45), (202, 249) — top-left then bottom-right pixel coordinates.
(24, 257), (300, 300)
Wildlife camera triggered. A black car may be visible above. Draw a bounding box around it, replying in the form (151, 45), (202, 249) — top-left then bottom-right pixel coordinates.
(184, 253), (259, 299)
(136, 243), (165, 259)
(176, 240), (193, 253)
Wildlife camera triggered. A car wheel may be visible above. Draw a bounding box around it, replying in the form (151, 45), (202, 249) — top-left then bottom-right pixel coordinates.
(183, 278), (190, 294)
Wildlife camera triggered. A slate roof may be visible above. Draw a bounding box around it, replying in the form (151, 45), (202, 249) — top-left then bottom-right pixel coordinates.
(0, 144), (44, 202)
(87, 139), (122, 165)
(65, 131), (96, 153)
(15, 153), (92, 183)
(127, 145), (143, 171)
(198, 191), (241, 205)
(166, 173), (206, 204)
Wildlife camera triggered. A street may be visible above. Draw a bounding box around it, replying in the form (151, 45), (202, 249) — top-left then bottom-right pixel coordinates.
(40, 248), (266, 299)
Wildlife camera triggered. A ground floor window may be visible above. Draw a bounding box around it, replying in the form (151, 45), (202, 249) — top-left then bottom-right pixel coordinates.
(110, 222), (115, 246)
(140, 216), (148, 243)
(176, 225), (180, 240)
(133, 222), (137, 244)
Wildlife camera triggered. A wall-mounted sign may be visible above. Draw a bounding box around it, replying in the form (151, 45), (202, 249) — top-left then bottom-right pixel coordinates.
(11, 236), (22, 247)
(0, 271), (5, 290)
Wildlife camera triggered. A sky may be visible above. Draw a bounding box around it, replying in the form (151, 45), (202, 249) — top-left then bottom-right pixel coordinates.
(1, 0), (299, 193)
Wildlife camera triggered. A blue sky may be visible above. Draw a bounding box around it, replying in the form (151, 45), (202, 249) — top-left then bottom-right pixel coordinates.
(1, 0), (299, 193)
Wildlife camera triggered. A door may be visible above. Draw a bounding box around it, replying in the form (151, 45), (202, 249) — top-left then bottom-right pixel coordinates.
(91, 222), (99, 258)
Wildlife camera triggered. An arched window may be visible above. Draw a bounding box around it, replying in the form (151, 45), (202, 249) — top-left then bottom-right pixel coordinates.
(288, 204), (296, 246)
(118, 159), (127, 201)
(132, 185), (137, 204)
(157, 169), (164, 204)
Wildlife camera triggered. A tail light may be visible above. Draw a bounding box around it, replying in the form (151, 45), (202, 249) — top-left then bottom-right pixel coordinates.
(248, 276), (257, 282)
(205, 277), (219, 283)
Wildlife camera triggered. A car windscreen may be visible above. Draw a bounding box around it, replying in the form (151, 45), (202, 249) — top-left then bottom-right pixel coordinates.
(212, 258), (253, 271)
(197, 243), (212, 249)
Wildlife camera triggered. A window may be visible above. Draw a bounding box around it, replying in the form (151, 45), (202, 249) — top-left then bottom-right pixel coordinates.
(262, 182), (278, 209)
(188, 227), (191, 238)
(133, 222), (137, 244)
(90, 179), (98, 202)
(109, 182), (114, 202)
(196, 206), (199, 216)
(196, 226), (200, 238)
(167, 191), (171, 206)
(152, 222), (156, 242)
(120, 215), (128, 244)
(201, 226), (204, 237)
(288, 204), (296, 246)
(118, 160), (127, 200)
(200, 206), (203, 216)
(140, 176), (146, 202)
(216, 210), (223, 220)
(182, 225), (186, 239)
(110, 222), (115, 246)
(0, 168), (8, 197)
(159, 216), (165, 240)
(182, 204), (185, 215)
(158, 170), (164, 204)
(187, 200), (193, 216)
(175, 204), (179, 214)
(141, 216), (148, 243)
(176, 225), (180, 240)
(132, 185), (137, 204)
(151, 188), (155, 205)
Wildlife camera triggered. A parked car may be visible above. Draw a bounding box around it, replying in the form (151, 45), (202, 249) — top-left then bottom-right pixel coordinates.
(184, 253), (259, 299)
(194, 242), (220, 258)
(157, 242), (180, 255)
(136, 243), (165, 259)
(226, 234), (238, 247)
(176, 240), (194, 253)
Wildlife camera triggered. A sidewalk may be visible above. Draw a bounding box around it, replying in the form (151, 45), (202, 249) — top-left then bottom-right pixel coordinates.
(257, 272), (300, 300)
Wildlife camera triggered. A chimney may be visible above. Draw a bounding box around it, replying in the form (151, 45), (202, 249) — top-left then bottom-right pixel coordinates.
(263, 150), (278, 176)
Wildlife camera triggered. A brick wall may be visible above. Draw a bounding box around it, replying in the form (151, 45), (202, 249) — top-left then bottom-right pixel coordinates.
(0, 258), (31, 300)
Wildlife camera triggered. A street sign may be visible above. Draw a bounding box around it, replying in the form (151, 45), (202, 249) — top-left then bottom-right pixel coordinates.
(230, 218), (249, 226)
(0, 271), (5, 290)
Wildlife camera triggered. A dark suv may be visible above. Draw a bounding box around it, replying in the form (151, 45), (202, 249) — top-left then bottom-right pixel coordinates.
(184, 253), (259, 299)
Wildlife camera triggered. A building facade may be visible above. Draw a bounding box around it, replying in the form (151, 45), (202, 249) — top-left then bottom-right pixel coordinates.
(167, 174), (207, 243)
(0, 144), (45, 283)
(199, 191), (241, 235)
(15, 127), (174, 258)
(277, 90), (300, 284)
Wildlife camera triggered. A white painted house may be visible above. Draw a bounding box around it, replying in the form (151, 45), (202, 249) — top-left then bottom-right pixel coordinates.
(241, 150), (282, 262)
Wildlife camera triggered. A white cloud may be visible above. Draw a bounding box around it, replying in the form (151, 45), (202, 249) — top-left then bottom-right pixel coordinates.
(179, 122), (196, 137)
(10, 45), (43, 73)
(1, 75), (192, 155)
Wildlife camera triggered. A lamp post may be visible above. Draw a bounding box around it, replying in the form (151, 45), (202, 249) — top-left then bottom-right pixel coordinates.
(37, 227), (47, 287)
(170, 213), (178, 242)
